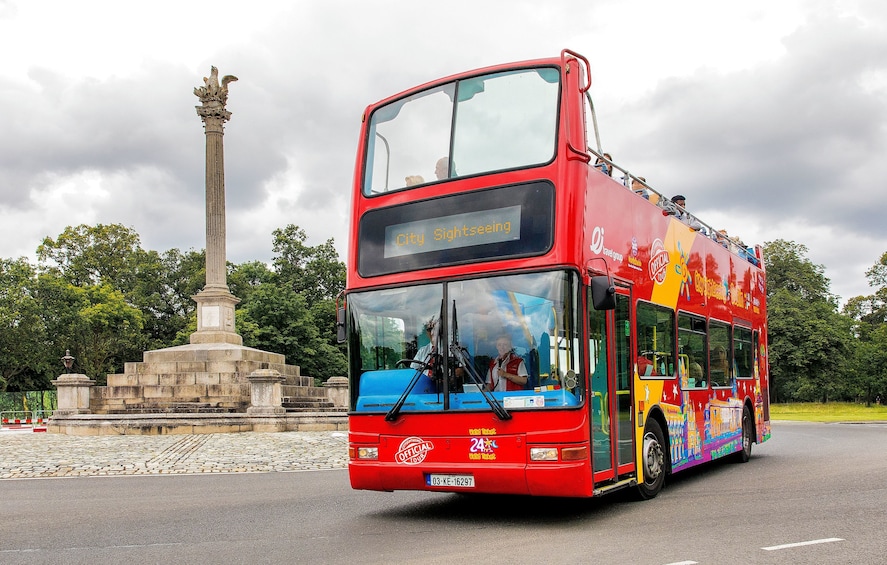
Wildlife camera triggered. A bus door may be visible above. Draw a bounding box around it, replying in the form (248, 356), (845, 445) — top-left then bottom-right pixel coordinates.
(589, 286), (636, 488)
(613, 290), (635, 478)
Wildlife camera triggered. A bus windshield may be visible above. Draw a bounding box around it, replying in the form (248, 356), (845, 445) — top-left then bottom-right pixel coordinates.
(348, 270), (582, 414)
(363, 66), (560, 194)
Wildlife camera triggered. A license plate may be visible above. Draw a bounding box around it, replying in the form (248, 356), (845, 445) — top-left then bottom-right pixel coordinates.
(426, 474), (475, 488)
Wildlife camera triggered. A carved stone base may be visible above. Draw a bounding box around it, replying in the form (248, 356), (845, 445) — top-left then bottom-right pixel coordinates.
(191, 286), (242, 346)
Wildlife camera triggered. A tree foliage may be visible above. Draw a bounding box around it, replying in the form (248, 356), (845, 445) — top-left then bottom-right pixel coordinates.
(842, 250), (887, 405)
(272, 225), (345, 303)
(763, 240), (853, 402)
(1, 222), (346, 389)
(6, 225), (887, 404)
(239, 226), (347, 380)
(0, 258), (49, 392)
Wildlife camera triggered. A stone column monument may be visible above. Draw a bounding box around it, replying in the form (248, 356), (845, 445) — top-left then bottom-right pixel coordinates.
(49, 66), (342, 433)
(191, 66), (242, 345)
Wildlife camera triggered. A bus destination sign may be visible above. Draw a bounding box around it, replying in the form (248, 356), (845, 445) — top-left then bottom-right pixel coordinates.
(384, 205), (521, 258)
(358, 181), (554, 277)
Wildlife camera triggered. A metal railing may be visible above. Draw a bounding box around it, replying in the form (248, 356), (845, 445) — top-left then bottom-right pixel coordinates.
(588, 148), (762, 266)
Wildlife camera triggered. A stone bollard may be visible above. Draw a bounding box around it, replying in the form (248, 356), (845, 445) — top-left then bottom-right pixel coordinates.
(247, 368), (286, 414)
(52, 374), (96, 415)
(323, 376), (349, 408)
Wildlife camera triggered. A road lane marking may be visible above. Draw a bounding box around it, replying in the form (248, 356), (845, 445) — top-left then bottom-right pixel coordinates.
(761, 538), (844, 551)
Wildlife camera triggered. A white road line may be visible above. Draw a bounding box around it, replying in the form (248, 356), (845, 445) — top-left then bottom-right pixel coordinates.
(761, 538), (844, 551)
(663, 561), (698, 565)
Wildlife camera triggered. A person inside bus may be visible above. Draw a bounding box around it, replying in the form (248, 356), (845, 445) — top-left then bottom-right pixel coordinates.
(710, 345), (730, 386)
(487, 334), (528, 392)
(593, 153), (613, 177)
(405, 175), (424, 186)
(637, 352), (655, 376)
(682, 345), (704, 386)
(411, 319), (437, 371)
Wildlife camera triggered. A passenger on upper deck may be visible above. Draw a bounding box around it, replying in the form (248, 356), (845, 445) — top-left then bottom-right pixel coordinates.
(405, 175), (424, 187)
(668, 194), (705, 233)
(435, 157), (454, 180)
(631, 177), (648, 198)
(593, 153), (614, 177)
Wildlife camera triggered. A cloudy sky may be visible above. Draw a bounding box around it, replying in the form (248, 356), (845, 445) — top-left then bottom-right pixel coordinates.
(2, 0), (885, 303)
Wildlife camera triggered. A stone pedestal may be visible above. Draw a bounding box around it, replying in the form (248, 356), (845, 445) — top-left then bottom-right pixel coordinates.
(323, 376), (349, 408)
(52, 373), (96, 415)
(247, 368), (286, 415)
(191, 287), (242, 346)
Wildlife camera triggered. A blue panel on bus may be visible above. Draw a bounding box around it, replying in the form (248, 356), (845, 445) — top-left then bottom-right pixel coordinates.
(354, 370), (580, 412)
(359, 369), (437, 395)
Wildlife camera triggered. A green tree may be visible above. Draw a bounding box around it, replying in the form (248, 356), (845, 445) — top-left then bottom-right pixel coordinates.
(764, 239), (834, 303)
(137, 248), (205, 348)
(37, 224), (144, 290)
(239, 282), (346, 381)
(264, 224), (347, 379)
(37, 224), (206, 352)
(843, 251), (887, 404)
(0, 258), (51, 392)
(272, 225), (345, 303)
(763, 240), (853, 402)
(1, 222), (348, 389)
(33, 275), (144, 384)
(229, 260), (275, 306)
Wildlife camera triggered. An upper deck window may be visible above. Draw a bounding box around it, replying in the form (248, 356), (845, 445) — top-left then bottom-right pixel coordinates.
(363, 66), (560, 195)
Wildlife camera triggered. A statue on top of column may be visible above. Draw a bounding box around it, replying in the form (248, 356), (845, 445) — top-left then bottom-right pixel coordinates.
(194, 66), (238, 117)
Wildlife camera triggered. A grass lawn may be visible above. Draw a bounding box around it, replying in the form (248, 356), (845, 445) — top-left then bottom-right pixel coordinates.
(770, 402), (887, 422)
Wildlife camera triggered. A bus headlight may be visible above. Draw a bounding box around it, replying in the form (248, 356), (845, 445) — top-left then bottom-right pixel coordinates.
(530, 447), (559, 461)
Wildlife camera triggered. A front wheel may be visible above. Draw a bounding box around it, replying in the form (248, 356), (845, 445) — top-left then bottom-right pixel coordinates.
(636, 420), (667, 500)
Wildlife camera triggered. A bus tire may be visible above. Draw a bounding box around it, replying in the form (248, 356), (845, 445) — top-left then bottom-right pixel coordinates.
(636, 419), (666, 500)
(734, 406), (753, 463)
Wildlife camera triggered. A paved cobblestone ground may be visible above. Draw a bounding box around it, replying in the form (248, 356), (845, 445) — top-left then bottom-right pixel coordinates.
(0, 431), (348, 479)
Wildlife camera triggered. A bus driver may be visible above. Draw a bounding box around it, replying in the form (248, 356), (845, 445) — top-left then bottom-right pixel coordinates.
(487, 334), (528, 392)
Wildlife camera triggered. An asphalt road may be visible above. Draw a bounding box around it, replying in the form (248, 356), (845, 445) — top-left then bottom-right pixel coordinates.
(2, 422), (886, 565)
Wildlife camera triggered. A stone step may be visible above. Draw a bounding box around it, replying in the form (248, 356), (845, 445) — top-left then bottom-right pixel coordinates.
(285, 405), (347, 413)
(282, 396), (344, 412)
(281, 386), (327, 399)
(110, 402), (235, 414)
(282, 396), (332, 405)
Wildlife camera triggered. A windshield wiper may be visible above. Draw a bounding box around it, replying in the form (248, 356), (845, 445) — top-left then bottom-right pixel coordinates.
(385, 354), (439, 422)
(450, 344), (511, 421)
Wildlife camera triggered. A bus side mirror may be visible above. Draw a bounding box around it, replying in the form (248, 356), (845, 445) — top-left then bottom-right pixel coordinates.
(591, 276), (616, 310)
(336, 307), (347, 344)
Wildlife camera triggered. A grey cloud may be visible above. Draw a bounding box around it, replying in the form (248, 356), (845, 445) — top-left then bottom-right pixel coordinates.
(613, 12), (887, 247)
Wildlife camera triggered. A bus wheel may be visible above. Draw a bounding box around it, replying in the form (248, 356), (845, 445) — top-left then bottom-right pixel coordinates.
(734, 406), (753, 463)
(636, 420), (666, 500)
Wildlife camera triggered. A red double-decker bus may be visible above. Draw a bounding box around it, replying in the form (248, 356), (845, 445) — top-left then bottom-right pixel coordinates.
(340, 49), (770, 499)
